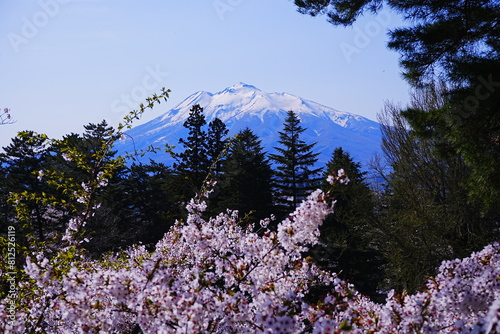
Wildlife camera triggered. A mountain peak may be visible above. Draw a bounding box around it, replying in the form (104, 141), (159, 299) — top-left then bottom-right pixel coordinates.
(222, 82), (261, 94)
(119, 83), (382, 169)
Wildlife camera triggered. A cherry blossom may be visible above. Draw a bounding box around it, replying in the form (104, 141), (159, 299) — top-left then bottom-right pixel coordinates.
(1, 171), (499, 333)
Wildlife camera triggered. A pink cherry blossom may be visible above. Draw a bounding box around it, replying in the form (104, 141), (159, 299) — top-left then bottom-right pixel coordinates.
(1, 175), (499, 333)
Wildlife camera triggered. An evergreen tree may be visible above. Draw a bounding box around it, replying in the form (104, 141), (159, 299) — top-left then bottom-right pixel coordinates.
(53, 120), (118, 184)
(81, 120), (116, 155)
(47, 121), (121, 230)
(294, 0), (500, 215)
(214, 128), (274, 223)
(404, 80), (500, 215)
(0, 132), (52, 241)
(311, 147), (385, 301)
(270, 110), (321, 214)
(323, 147), (366, 186)
(206, 117), (229, 176)
(294, 1), (499, 84)
(373, 99), (497, 293)
(86, 161), (184, 255)
(175, 104), (210, 191)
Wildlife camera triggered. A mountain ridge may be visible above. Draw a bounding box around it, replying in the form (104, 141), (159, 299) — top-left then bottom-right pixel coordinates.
(116, 83), (382, 169)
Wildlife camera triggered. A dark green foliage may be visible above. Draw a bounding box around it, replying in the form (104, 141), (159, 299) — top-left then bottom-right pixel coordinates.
(270, 110), (322, 215)
(86, 161), (184, 255)
(0, 131), (53, 242)
(404, 72), (500, 215)
(207, 118), (229, 176)
(295, 0), (382, 26)
(385, 2), (500, 86)
(374, 101), (498, 293)
(0, 90), (173, 258)
(0, 122), (124, 250)
(53, 120), (118, 189)
(49, 121), (122, 229)
(294, 0), (500, 217)
(212, 128), (275, 223)
(175, 104), (210, 191)
(310, 147), (385, 301)
(295, 0), (499, 83)
(175, 107), (231, 204)
(295, 1), (500, 293)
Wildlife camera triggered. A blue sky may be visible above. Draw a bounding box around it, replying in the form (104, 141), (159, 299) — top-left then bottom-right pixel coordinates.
(0, 0), (410, 148)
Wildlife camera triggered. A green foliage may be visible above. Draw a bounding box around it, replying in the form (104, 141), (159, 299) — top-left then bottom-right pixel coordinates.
(0, 131), (54, 242)
(212, 128), (275, 224)
(1, 88), (170, 251)
(176, 104), (210, 192)
(295, 0), (499, 82)
(0, 90), (170, 327)
(310, 148), (385, 301)
(295, 0), (381, 26)
(0, 163), (11, 230)
(85, 161), (184, 255)
(270, 110), (322, 215)
(374, 98), (498, 293)
(207, 118), (229, 176)
(294, 0), (500, 218)
(295, 0), (500, 292)
(405, 73), (500, 215)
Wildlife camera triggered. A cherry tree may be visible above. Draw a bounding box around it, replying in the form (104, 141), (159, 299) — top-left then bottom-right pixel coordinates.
(2, 175), (499, 333)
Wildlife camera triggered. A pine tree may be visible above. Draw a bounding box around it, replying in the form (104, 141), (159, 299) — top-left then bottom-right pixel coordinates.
(312, 147), (385, 301)
(0, 131), (52, 241)
(214, 128), (274, 223)
(270, 110), (321, 214)
(323, 148), (365, 186)
(294, 0), (500, 215)
(175, 104), (210, 190)
(53, 121), (118, 184)
(206, 117), (229, 176)
(86, 161), (183, 255)
(373, 99), (497, 293)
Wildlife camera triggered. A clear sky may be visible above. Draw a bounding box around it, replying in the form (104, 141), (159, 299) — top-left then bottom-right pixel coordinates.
(0, 0), (410, 149)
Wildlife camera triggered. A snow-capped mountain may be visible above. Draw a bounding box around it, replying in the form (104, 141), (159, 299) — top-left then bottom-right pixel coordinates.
(116, 82), (382, 169)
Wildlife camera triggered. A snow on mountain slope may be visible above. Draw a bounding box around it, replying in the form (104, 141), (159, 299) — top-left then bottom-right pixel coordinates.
(116, 82), (382, 169)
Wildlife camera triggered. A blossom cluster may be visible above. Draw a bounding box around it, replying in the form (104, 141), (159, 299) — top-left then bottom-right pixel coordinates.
(326, 168), (350, 185)
(1, 173), (499, 333)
